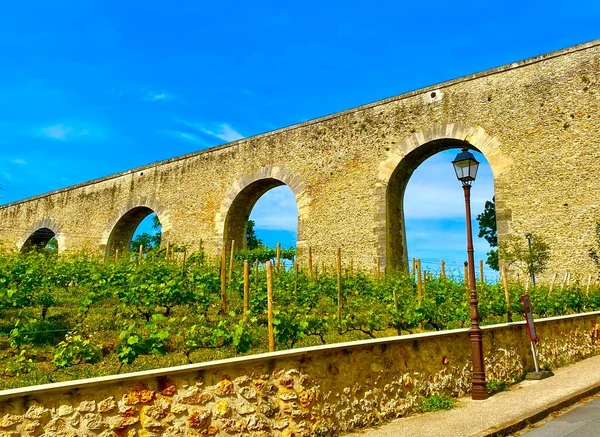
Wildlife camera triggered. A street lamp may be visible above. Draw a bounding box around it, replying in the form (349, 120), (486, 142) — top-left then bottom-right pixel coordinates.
(524, 232), (536, 287)
(452, 147), (489, 400)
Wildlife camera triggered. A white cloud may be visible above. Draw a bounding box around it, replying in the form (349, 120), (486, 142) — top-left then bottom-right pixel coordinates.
(0, 171), (12, 181)
(38, 123), (91, 141)
(162, 130), (207, 145)
(174, 119), (244, 143)
(143, 91), (174, 102)
(249, 186), (298, 232)
(10, 158), (27, 165)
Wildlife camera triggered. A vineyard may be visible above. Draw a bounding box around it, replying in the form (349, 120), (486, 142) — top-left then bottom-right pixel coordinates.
(0, 247), (597, 390)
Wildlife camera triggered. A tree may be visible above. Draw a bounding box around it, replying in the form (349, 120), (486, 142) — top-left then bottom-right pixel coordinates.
(246, 220), (263, 250)
(130, 215), (161, 252)
(476, 197), (498, 270)
(588, 222), (600, 275)
(499, 233), (550, 278)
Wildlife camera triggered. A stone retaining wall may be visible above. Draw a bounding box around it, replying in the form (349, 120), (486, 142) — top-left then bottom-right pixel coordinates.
(1, 312), (599, 436)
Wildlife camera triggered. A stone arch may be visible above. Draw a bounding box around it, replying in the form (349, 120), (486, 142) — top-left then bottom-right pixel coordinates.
(374, 123), (512, 272)
(101, 197), (171, 257)
(18, 218), (64, 252)
(215, 166), (311, 255)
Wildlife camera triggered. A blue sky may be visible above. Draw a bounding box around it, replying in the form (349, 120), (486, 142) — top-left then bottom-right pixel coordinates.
(0, 1), (598, 277)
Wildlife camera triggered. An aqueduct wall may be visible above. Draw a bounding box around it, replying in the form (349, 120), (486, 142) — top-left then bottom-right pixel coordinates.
(1, 40), (599, 276)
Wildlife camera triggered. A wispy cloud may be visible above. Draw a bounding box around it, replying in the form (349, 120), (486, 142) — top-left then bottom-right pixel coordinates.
(143, 91), (174, 102)
(10, 158), (27, 165)
(38, 123), (90, 141)
(162, 130), (207, 145)
(250, 186), (298, 232)
(0, 171), (12, 181)
(173, 119), (245, 143)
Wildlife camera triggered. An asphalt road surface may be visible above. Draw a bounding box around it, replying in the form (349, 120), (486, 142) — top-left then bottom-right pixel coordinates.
(518, 395), (600, 436)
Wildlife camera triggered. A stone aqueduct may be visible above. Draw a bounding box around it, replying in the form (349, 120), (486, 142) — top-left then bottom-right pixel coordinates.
(1, 40), (600, 276)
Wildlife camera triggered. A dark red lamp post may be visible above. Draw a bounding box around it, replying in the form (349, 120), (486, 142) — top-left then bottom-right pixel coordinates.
(452, 148), (489, 400)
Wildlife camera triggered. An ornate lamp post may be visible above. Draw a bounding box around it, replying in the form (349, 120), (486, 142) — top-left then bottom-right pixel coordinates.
(452, 148), (489, 400)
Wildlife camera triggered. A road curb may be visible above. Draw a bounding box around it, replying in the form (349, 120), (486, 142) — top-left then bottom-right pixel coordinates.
(472, 382), (600, 437)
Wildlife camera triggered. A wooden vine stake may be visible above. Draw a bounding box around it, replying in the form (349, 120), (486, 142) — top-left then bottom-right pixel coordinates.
(138, 244), (143, 265)
(220, 246), (227, 313)
(243, 260), (250, 321)
(479, 260), (484, 284)
(294, 261), (299, 294)
(337, 248), (342, 324)
(254, 259), (259, 289)
(182, 248), (187, 273)
(228, 240), (235, 290)
(440, 259), (446, 279)
(416, 259), (423, 301)
(308, 247), (313, 281)
(266, 260), (275, 352)
(276, 242), (281, 274)
(416, 259), (423, 329)
(114, 249), (119, 262)
(501, 265), (512, 322)
(349, 259), (354, 278)
(587, 274), (592, 295)
(376, 257), (381, 279)
(549, 273), (557, 294)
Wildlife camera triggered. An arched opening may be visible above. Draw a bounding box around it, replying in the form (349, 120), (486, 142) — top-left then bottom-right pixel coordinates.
(386, 139), (496, 274)
(223, 179), (298, 251)
(21, 228), (58, 252)
(105, 207), (161, 257)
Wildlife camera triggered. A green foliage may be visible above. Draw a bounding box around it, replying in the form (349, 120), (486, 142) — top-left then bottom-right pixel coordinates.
(500, 233), (551, 278)
(4, 349), (34, 376)
(589, 222), (600, 274)
(418, 394), (456, 412)
(53, 332), (102, 368)
(477, 197), (499, 271)
(130, 214), (162, 253)
(486, 379), (509, 393)
(235, 246), (296, 263)
(0, 245), (599, 389)
(246, 220), (263, 250)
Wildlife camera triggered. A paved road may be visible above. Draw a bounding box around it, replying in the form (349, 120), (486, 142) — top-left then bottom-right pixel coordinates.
(519, 396), (600, 436)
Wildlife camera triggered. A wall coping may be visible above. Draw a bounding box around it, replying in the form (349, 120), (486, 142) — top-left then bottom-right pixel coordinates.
(1, 39), (599, 210)
(0, 311), (597, 402)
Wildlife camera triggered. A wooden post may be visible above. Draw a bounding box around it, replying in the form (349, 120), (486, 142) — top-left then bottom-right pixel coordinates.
(228, 240), (235, 290)
(440, 259), (446, 279)
(349, 259), (354, 278)
(561, 272), (568, 289)
(587, 274), (592, 295)
(220, 246), (227, 313)
(376, 257), (381, 279)
(308, 247), (313, 281)
(337, 248), (342, 324)
(114, 249), (119, 262)
(294, 261), (299, 294)
(166, 241), (171, 260)
(198, 238), (204, 253)
(416, 259), (423, 302)
(138, 245), (143, 265)
(549, 273), (557, 294)
(254, 259), (259, 289)
(566, 272), (571, 286)
(266, 261), (275, 352)
(276, 242), (281, 274)
(243, 260), (250, 321)
(479, 260), (484, 284)
(182, 248), (187, 273)
(501, 265), (512, 322)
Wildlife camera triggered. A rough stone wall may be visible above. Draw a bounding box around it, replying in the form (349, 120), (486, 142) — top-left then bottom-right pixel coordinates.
(0, 41), (599, 275)
(0, 313), (598, 437)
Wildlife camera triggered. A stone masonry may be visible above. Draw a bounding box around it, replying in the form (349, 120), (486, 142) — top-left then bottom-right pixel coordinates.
(1, 40), (600, 275)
